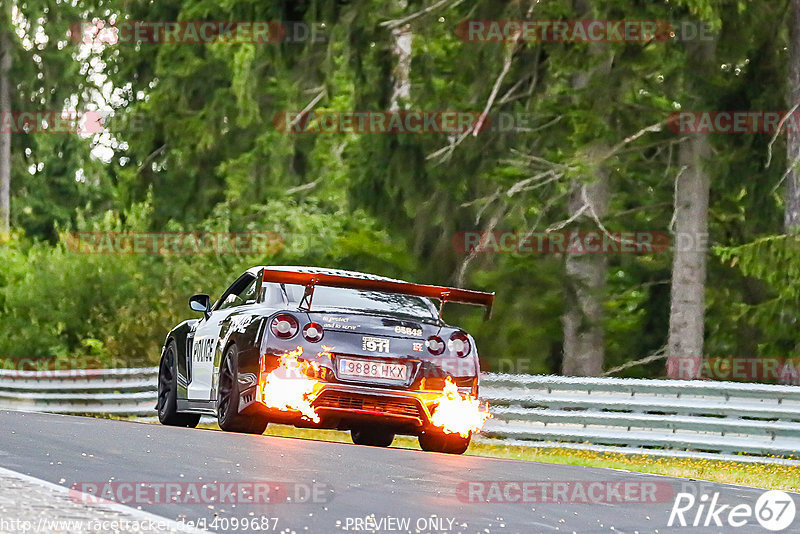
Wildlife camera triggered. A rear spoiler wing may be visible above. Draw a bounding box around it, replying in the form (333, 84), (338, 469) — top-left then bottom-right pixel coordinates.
(261, 269), (494, 320)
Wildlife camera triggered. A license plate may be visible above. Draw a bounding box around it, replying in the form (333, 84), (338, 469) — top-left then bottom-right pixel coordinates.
(338, 358), (407, 381)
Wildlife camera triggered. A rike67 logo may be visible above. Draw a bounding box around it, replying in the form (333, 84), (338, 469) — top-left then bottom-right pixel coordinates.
(669, 490), (796, 531)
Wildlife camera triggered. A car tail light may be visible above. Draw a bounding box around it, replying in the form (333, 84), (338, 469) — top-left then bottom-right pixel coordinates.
(426, 335), (445, 355)
(449, 332), (471, 357)
(303, 322), (324, 342)
(270, 314), (299, 339)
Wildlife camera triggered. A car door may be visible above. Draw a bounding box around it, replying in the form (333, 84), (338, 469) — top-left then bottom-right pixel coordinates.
(187, 273), (258, 400)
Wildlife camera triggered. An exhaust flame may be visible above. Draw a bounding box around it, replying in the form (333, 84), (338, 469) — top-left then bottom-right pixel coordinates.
(430, 377), (492, 437)
(260, 346), (321, 423)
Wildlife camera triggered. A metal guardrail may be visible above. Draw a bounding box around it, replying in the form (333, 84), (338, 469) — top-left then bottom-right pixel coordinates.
(0, 368), (159, 416)
(480, 373), (800, 458)
(1, 368), (798, 459)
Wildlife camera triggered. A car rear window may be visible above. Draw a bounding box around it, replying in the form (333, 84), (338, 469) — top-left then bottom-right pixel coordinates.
(283, 284), (438, 320)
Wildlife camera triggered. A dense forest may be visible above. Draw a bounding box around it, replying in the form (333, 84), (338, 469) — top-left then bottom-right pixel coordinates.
(1, 0), (800, 381)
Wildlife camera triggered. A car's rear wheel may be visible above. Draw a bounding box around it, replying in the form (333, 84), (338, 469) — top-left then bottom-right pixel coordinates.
(157, 340), (201, 428)
(418, 429), (471, 454)
(350, 426), (395, 447)
(217, 344), (268, 434)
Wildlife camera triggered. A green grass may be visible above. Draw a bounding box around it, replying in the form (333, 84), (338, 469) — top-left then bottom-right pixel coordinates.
(192, 422), (800, 492)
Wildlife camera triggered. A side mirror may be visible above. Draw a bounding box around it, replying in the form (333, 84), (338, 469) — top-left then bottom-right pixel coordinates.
(189, 294), (211, 318)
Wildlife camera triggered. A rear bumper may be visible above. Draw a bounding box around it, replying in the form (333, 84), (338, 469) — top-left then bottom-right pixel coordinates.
(312, 383), (435, 428)
(243, 382), (468, 433)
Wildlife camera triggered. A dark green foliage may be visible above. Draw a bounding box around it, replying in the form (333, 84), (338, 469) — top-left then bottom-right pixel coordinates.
(0, 0), (796, 374)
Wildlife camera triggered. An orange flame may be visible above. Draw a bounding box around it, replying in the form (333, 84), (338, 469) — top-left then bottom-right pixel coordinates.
(260, 346), (321, 423)
(430, 377), (492, 437)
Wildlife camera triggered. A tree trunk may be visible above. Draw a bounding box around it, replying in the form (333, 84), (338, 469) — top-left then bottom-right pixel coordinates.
(666, 134), (711, 379)
(389, 23), (412, 112)
(779, 0), (800, 384)
(786, 0), (800, 233)
(562, 168), (609, 376)
(0, 6), (11, 236)
(665, 35), (716, 379)
(561, 6), (612, 376)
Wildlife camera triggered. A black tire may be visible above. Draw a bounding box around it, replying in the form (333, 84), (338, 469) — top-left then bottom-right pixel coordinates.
(350, 427), (395, 447)
(157, 340), (201, 428)
(217, 344), (268, 434)
(418, 430), (471, 455)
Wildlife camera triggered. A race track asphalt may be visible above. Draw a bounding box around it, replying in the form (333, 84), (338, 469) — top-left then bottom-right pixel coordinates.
(0, 410), (795, 534)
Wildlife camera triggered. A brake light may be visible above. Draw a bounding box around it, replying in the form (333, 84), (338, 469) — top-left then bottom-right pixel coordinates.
(303, 322), (324, 342)
(449, 332), (471, 357)
(426, 335), (446, 355)
(270, 314), (299, 339)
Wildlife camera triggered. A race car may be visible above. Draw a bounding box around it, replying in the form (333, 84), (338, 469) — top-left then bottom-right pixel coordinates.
(157, 266), (494, 454)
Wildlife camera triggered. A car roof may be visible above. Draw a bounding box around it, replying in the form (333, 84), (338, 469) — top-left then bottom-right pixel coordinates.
(246, 265), (408, 284)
